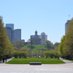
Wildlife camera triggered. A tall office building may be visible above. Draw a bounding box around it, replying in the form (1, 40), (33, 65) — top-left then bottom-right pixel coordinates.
(6, 24), (14, 30)
(65, 20), (70, 34)
(6, 27), (13, 42)
(6, 24), (21, 43)
(13, 29), (21, 42)
(6, 24), (14, 43)
(65, 18), (73, 34)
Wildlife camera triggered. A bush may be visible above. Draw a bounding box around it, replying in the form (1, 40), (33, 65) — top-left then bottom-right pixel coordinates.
(14, 50), (28, 58)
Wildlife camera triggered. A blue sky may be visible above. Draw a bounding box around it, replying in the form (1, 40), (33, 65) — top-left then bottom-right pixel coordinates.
(0, 0), (73, 43)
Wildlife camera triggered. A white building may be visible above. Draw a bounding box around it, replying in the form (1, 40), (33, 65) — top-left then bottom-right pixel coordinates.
(40, 32), (47, 45)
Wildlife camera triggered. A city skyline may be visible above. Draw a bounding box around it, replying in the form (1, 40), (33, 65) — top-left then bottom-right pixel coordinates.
(6, 24), (21, 43)
(0, 0), (73, 43)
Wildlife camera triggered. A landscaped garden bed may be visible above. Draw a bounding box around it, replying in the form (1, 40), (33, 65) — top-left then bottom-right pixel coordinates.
(6, 58), (64, 64)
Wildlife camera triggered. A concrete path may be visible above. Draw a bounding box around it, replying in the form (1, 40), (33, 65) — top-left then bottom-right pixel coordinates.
(0, 57), (14, 63)
(0, 63), (73, 73)
(6, 57), (14, 62)
(0, 58), (73, 73)
(60, 57), (73, 63)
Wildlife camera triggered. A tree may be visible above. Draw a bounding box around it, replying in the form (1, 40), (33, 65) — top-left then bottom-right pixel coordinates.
(14, 40), (25, 49)
(0, 16), (14, 60)
(45, 40), (54, 49)
(14, 49), (28, 58)
(44, 49), (59, 58)
(59, 18), (73, 59)
(54, 42), (60, 49)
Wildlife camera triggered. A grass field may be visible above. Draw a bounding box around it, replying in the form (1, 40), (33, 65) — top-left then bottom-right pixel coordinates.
(6, 58), (64, 64)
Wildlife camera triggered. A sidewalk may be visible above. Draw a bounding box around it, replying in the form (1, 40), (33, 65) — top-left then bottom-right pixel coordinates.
(0, 57), (14, 64)
(6, 57), (14, 62)
(60, 57), (73, 63)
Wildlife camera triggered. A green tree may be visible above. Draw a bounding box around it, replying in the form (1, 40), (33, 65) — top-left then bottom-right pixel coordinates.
(54, 42), (60, 49)
(0, 16), (14, 60)
(46, 40), (54, 49)
(59, 18), (73, 59)
(14, 40), (25, 49)
(14, 49), (28, 58)
(44, 50), (59, 58)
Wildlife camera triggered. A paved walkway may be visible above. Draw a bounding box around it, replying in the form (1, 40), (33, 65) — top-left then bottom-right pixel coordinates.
(0, 57), (14, 63)
(0, 63), (73, 73)
(0, 58), (73, 73)
(60, 57), (73, 63)
(6, 57), (14, 62)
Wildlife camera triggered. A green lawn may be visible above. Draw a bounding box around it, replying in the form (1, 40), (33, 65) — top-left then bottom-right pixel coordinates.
(6, 58), (64, 64)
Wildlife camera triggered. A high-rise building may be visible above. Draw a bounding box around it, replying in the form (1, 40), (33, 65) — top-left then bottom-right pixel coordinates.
(13, 29), (21, 42)
(6, 24), (14, 30)
(41, 32), (47, 45)
(6, 27), (13, 42)
(6, 24), (21, 43)
(65, 20), (70, 34)
(65, 18), (73, 34)
(6, 24), (14, 43)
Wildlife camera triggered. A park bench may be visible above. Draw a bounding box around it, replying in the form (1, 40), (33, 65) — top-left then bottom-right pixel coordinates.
(29, 62), (42, 65)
